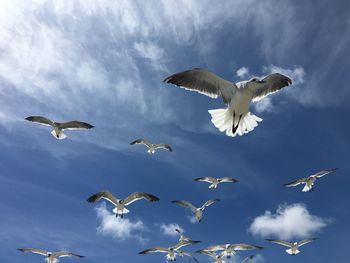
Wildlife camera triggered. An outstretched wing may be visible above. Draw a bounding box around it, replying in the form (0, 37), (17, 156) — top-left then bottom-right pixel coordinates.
(18, 248), (47, 256)
(194, 177), (215, 183)
(60, 121), (94, 130)
(298, 238), (318, 247)
(154, 144), (173, 152)
(163, 68), (237, 102)
(87, 191), (119, 206)
(124, 192), (160, 205)
(241, 255), (254, 263)
(174, 240), (201, 250)
(25, 116), (54, 126)
(53, 252), (84, 258)
(130, 139), (152, 148)
(220, 177), (239, 183)
(172, 200), (198, 213)
(230, 243), (263, 251)
(246, 73), (292, 102)
(202, 199), (220, 208)
(266, 239), (293, 247)
(196, 250), (218, 259)
(313, 168), (337, 178)
(178, 251), (199, 263)
(284, 178), (307, 187)
(139, 247), (168, 254)
(200, 244), (226, 252)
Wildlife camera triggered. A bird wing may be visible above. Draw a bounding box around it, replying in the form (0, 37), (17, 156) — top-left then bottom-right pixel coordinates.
(130, 139), (152, 148)
(178, 251), (199, 263)
(266, 239), (293, 247)
(52, 252), (84, 258)
(313, 168), (337, 178)
(163, 68), (237, 102)
(25, 116), (54, 127)
(194, 177), (215, 183)
(154, 144), (173, 152)
(284, 178), (307, 187)
(139, 247), (168, 254)
(200, 244), (227, 252)
(202, 199), (220, 209)
(59, 121), (94, 130)
(18, 248), (47, 256)
(298, 238), (318, 247)
(124, 192), (160, 205)
(220, 177), (239, 183)
(196, 250), (218, 259)
(241, 255), (254, 263)
(229, 243), (263, 251)
(172, 200), (198, 213)
(246, 73), (292, 102)
(86, 191), (119, 206)
(174, 240), (201, 250)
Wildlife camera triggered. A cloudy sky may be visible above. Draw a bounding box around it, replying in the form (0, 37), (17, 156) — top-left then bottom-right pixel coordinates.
(0, 0), (349, 262)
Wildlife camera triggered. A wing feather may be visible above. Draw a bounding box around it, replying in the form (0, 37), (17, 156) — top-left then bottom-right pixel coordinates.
(298, 238), (318, 247)
(154, 144), (173, 152)
(130, 139), (152, 148)
(124, 192), (160, 205)
(202, 199), (220, 208)
(87, 191), (119, 206)
(18, 248), (47, 256)
(25, 116), (54, 126)
(59, 121), (94, 130)
(194, 177), (215, 183)
(266, 239), (293, 247)
(172, 200), (198, 213)
(139, 247), (168, 254)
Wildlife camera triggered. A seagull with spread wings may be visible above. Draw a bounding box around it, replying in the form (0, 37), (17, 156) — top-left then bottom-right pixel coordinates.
(194, 177), (238, 189)
(175, 228), (200, 243)
(200, 243), (263, 258)
(267, 238), (318, 255)
(18, 248), (84, 263)
(284, 168), (337, 192)
(163, 68), (292, 137)
(87, 191), (159, 218)
(25, 116), (94, 139)
(130, 139), (173, 154)
(172, 199), (220, 222)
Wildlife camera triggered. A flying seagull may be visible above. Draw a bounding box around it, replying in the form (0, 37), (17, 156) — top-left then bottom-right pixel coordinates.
(87, 191), (159, 218)
(267, 238), (318, 255)
(163, 68), (292, 137)
(194, 177), (238, 189)
(242, 255), (255, 263)
(284, 168), (337, 192)
(139, 240), (200, 262)
(200, 243), (263, 258)
(130, 139), (173, 154)
(18, 248), (84, 263)
(175, 228), (201, 243)
(196, 250), (224, 263)
(172, 199), (220, 222)
(25, 116), (94, 139)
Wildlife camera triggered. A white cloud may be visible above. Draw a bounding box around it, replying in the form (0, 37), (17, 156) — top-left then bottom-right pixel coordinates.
(160, 223), (183, 237)
(186, 215), (197, 224)
(236, 67), (249, 78)
(248, 203), (328, 240)
(254, 97), (273, 113)
(264, 65), (305, 85)
(95, 203), (146, 242)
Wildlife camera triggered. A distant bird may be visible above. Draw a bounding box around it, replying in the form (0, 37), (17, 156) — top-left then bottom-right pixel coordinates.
(175, 228), (201, 243)
(266, 238), (318, 255)
(18, 248), (83, 263)
(284, 168), (337, 192)
(200, 243), (263, 258)
(87, 191), (159, 218)
(163, 68), (292, 137)
(194, 177), (238, 189)
(172, 199), (220, 222)
(196, 250), (224, 263)
(139, 240), (200, 262)
(25, 116), (93, 139)
(242, 255), (255, 263)
(130, 139), (173, 154)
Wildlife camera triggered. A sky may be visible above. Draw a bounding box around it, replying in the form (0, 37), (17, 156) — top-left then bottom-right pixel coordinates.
(0, 0), (349, 262)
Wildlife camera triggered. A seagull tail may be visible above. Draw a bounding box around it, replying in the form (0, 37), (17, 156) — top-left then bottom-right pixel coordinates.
(208, 108), (262, 137)
(51, 130), (67, 140)
(286, 248), (299, 255)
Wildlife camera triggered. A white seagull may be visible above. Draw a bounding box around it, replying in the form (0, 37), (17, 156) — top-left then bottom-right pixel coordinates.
(18, 248), (84, 263)
(200, 243), (263, 258)
(130, 139), (173, 154)
(194, 177), (238, 189)
(87, 191), (159, 218)
(284, 168), (337, 192)
(267, 238), (318, 255)
(163, 68), (292, 137)
(25, 116), (94, 139)
(172, 199), (220, 222)
(175, 228), (200, 243)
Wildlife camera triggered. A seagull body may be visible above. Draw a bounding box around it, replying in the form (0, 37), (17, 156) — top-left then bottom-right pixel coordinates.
(87, 191), (159, 218)
(194, 177), (238, 189)
(130, 139), (173, 154)
(18, 248), (83, 263)
(267, 238), (317, 255)
(172, 199), (220, 222)
(25, 116), (94, 139)
(284, 168), (337, 192)
(163, 68), (292, 137)
(200, 243), (263, 258)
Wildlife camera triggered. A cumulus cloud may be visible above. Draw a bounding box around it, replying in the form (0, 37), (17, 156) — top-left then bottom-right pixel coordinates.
(186, 215), (198, 224)
(95, 203), (146, 242)
(248, 203), (329, 240)
(160, 223), (183, 237)
(236, 67), (249, 78)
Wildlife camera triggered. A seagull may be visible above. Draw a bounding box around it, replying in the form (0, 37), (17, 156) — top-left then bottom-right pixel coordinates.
(87, 191), (159, 218)
(163, 68), (292, 137)
(242, 255), (255, 263)
(284, 168), (337, 192)
(200, 243), (263, 258)
(25, 116), (94, 139)
(130, 139), (173, 154)
(17, 248), (84, 263)
(139, 240), (200, 262)
(172, 199), (220, 222)
(196, 250), (224, 263)
(267, 238), (318, 255)
(194, 177), (238, 189)
(175, 228), (201, 243)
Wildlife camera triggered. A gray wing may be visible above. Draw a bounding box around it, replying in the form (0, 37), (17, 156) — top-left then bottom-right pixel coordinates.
(130, 139), (152, 148)
(194, 177), (215, 183)
(246, 73), (292, 102)
(200, 244), (227, 252)
(139, 247), (169, 254)
(163, 68), (237, 103)
(87, 191), (119, 206)
(172, 200), (198, 213)
(284, 178), (307, 187)
(25, 116), (54, 127)
(202, 199), (220, 208)
(154, 144), (173, 152)
(298, 238), (318, 247)
(174, 240), (201, 250)
(124, 192), (160, 205)
(52, 252), (84, 258)
(220, 177), (239, 183)
(229, 243), (263, 251)
(18, 248), (47, 256)
(313, 168), (337, 178)
(266, 239), (293, 247)
(196, 250), (218, 259)
(59, 121), (94, 130)
(241, 255), (254, 263)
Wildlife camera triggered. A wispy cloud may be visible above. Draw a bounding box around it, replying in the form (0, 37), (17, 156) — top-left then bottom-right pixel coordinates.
(248, 203), (329, 240)
(236, 67), (249, 78)
(160, 223), (183, 237)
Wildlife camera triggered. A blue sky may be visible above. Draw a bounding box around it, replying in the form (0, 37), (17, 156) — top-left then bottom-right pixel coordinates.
(0, 0), (349, 262)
